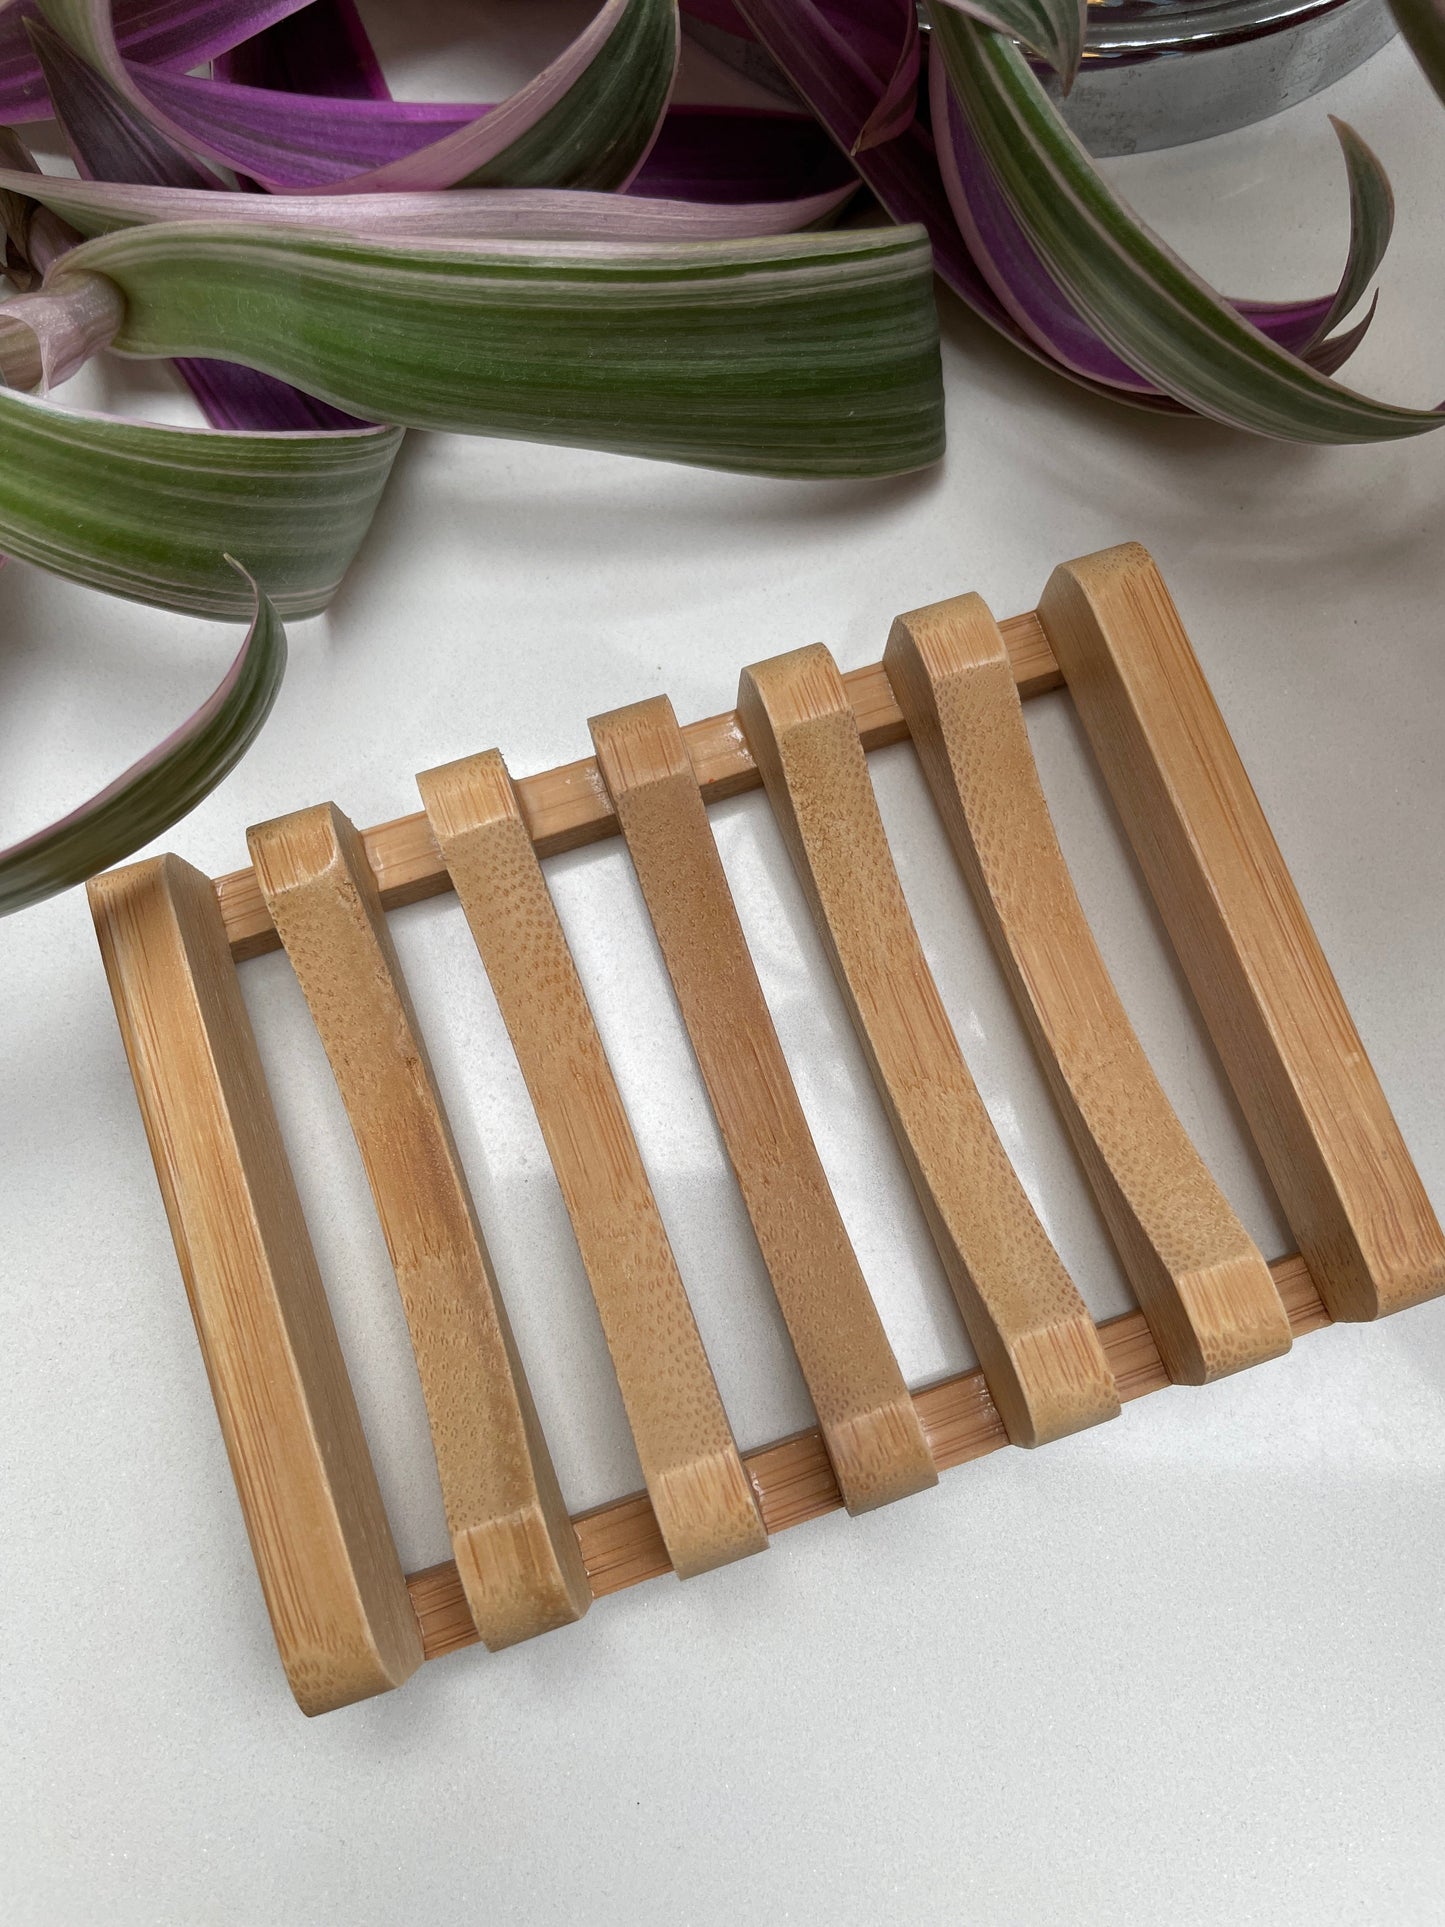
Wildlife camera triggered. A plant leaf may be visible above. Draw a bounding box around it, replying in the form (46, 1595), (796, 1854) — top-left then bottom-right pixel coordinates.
(28, 13), (226, 188)
(0, 383), (400, 614)
(933, 0), (1085, 91)
(851, 0), (921, 153)
(1314, 116), (1394, 345)
(0, 562), (285, 916)
(0, 0), (313, 120)
(0, 166), (856, 243)
(48, 219), (946, 477)
(930, 5), (1442, 442)
(215, 0), (391, 101)
(734, 0), (1182, 411)
(931, 51), (1380, 388)
(1390, 0), (1445, 105)
(630, 103), (857, 202)
(40, 0), (681, 194)
(28, 14), (364, 428)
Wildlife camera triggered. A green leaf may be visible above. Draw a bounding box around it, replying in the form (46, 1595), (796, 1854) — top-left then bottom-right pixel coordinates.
(929, 5), (1443, 443)
(1390, 0), (1445, 106)
(934, 0), (1085, 92)
(1317, 117), (1394, 344)
(460, 0), (678, 190)
(49, 221), (946, 478)
(0, 564), (284, 917)
(0, 383), (401, 615)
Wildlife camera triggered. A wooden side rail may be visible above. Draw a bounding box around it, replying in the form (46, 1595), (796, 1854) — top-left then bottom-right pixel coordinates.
(88, 856), (424, 1714)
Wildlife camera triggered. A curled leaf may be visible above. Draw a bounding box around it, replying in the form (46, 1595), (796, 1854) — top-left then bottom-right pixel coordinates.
(930, 4), (1442, 441)
(933, 0), (1085, 93)
(0, 265), (123, 387)
(40, 0), (682, 194)
(0, 562), (285, 916)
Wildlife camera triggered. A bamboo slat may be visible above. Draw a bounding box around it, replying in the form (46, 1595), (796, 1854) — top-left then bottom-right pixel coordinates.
(884, 592), (1293, 1385)
(247, 804), (591, 1651)
(418, 749), (767, 1580)
(589, 694), (937, 1517)
(737, 642), (1120, 1449)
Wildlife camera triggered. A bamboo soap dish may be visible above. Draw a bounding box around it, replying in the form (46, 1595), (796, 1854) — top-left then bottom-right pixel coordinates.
(88, 542), (1445, 1716)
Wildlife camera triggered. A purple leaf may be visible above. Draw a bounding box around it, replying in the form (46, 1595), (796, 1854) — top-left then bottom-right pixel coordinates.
(0, 0), (314, 120)
(932, 49), (1154, 390)
(734, 0), (1011, 318)
(214, 0), (391, 101)
(32, 9), (369, 431)
(170, 357), (365, 429)
(630, 103), (855, 201)
(46, 0), (678, 195)
(851, 0), (921, 154)
(27, 15), (225, 188)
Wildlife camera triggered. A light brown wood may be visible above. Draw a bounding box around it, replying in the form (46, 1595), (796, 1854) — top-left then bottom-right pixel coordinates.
(87, 855), (423, 1715)
(736, 644), (1121, 1448)
(884, 594), (1293, 1384)
(246, 804), (591, 1650)
(215, 611), (1061, 960)
(589, 695), (938, 1514)
(1039, 543), (1445, 1323)
(407, 1249), (1329, 1662)
(417, 750), (768, 1579)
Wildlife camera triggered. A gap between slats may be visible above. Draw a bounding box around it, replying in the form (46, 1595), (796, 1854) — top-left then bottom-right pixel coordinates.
(216, 613), (1062, 960)
(408, 1253), (1327, 1663)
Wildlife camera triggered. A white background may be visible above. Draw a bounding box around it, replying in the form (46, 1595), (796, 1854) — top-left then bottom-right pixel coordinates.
(2, 6), (1444, 1922)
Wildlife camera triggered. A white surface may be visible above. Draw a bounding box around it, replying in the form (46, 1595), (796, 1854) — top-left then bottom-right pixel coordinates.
(3, 12), (1445, 1924)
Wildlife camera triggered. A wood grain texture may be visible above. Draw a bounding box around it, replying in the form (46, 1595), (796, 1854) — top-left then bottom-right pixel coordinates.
(87, 856), (422, 1715)
(408, 1251), (1328, 1662)
(884, 594), (1292, 1385)
(417, 750), (768, 1580)
(247, 804), (591, 1651)
(215, 612), (1061, 960)
(736, 643), (1121, 1448)
(1039, 543), (1445, 1323)
(589, 695), (938, 1515)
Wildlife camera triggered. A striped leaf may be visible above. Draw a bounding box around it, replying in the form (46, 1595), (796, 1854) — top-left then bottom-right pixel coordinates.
(0, 566), (285, 916)
(47, 220), (945, 477)
(39, 0), (681, 194)
(0, 384), (401, 614)
(929, 5), (1443, 442)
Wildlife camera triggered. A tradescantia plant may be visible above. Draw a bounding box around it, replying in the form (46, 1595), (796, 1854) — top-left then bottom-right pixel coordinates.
(0, 0), (1441, 914)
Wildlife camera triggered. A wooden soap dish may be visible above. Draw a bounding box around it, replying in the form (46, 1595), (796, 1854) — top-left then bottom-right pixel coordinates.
(88, 543), (1445, 1715)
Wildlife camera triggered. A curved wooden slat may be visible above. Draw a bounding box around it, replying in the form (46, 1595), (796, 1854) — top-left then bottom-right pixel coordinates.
(417, 750), (768, 1581)
(736, 644), (1120, 1449)
(590, 695), (937, 1514)
(247, 805), (591, 1651)
(884, 593), (1292, 1384)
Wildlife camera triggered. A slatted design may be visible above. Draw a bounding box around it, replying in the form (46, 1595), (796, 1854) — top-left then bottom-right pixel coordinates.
(88, 544), (1445, 1715)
